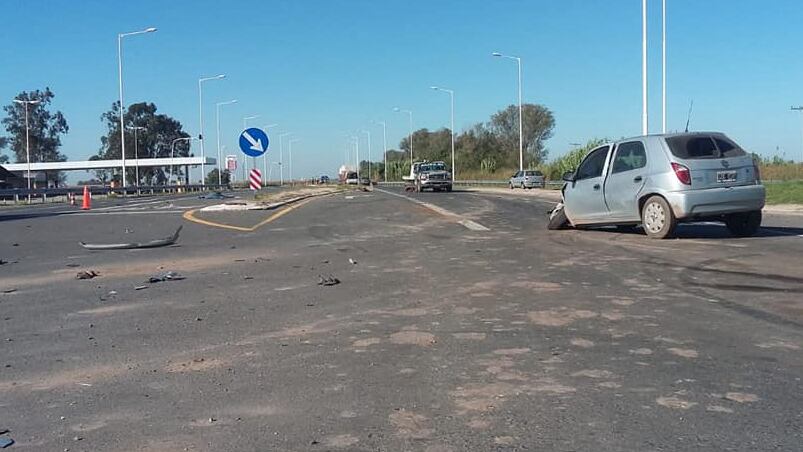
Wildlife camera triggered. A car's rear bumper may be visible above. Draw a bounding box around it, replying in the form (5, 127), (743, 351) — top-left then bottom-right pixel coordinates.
(665, 184), (766, 219)
(421, 180), (452, 187)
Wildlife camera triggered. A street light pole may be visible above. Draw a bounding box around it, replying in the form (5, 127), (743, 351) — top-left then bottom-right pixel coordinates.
(642, 0), (649, 135)
(118, 27), (156, 189)
(361, 130), (372, 182)
(262, 124), (279, 186)
(662, 0), (667, 134)
(492, 52), (524, 171)
(288, 138), (300, 185)
(373, 121), (388, 182)
(216, 99), (238, 185)
(198, 75), (225, 186)
(12, 98), (40, 197)
(431, 86), (456, 182)
(393, 107), (414, 166)
(126, 126), (147, 189)
(278, 132), (293, 185)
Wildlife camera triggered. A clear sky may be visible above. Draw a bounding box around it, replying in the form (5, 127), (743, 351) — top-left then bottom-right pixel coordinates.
(2, 0), (803, 181)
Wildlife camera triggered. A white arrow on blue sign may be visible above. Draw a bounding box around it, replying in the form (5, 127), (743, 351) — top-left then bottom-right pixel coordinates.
(239, 128), (270, 157)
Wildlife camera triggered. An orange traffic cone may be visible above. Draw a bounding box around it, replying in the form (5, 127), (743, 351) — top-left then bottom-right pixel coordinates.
(81, 185), (91, 210)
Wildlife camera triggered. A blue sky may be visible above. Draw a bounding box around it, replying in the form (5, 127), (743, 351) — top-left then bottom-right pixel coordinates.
(1, 0), (803, 181)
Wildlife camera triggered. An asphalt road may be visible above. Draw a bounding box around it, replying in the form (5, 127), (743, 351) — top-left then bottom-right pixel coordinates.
(1, 188), (802, 451)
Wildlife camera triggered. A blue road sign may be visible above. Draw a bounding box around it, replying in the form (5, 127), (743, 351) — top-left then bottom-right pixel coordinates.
(239, 128), (270, 157)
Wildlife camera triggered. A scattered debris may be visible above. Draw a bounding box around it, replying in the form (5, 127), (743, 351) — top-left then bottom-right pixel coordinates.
(1, 289), (17, 294)
(108, 290), (118, 296)
(317, 274), (341, 286)
(199, 191), (233, 200)
(124, 228), (134, 234)
(76, 270), (100, 280)
(349, 258), (358, 265)
(0, 260), (6, 265)
(79, 226), (182, 250)
(65, 263), (81, 268)
(11, 244), (18, 247)
(134, 285), (148, 291)
(147, 271), (185, 283)
(0, 437), (13, 448)
(234, 259), (246, 262)
(243, 276), (254, 280)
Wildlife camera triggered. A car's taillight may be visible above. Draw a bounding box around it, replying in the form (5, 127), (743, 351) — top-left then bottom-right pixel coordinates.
(671, 162), (691, 185)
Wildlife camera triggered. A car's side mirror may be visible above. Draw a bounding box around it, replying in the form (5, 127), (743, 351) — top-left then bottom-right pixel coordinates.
(562, 171), (576, 182)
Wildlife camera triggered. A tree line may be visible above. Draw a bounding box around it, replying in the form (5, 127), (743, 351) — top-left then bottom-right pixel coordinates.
(0, 88), (193, 186)
(360, 103), (556, 180)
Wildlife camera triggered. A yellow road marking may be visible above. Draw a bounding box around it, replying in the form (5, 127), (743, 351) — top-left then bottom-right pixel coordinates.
(182, 197), (316, 232)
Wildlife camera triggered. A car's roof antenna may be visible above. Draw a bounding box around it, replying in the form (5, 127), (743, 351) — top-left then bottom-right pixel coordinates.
(684, 99), (694, 133)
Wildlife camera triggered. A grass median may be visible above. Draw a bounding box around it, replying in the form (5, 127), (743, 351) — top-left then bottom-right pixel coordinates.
(765, 180), (803, 205)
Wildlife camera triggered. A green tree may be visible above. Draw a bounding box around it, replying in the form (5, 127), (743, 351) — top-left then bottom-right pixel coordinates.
(95, 101), (191, 184)
(542, 138), (607, 180)
(0, 137), (8, 163)
(205, 168), (230, 185)
(0, 88), (69, 186)
(488, 103), (555, 167)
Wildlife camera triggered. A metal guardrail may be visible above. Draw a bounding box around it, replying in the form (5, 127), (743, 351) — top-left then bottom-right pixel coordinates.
(377, 180), (564, 189)
(0, 184), (230, 204)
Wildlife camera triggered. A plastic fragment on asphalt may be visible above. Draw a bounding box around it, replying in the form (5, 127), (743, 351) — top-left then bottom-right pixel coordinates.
(79, 226), (182, 250)
(349, 258), (357, 265)
(317, 275), (341, 286)
(0, 437), (13, 448)
(1, 289), (17, 294)
(147, 271), (185, 283)
(134, 285), (148, 290)
(76, 270), (99, 280)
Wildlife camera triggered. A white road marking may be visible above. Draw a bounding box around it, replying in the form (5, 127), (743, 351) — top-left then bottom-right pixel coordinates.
(459, 219), (491, 231)
(375, 188), (491, 232)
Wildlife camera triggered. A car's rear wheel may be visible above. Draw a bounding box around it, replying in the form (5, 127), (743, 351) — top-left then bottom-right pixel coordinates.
(547, 204), (570, 230)
(641, 196), (676, 239)
(725, 210), (762, 237)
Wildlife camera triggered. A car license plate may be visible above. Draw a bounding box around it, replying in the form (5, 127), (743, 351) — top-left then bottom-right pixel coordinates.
(717, 170), (737, 183)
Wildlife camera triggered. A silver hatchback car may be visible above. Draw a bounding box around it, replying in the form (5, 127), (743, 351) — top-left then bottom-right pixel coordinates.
(548, 132), (765, 239)
(509, 170), (545, 189)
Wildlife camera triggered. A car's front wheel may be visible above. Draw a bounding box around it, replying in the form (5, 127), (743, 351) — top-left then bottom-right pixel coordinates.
(547, 203), (570, 230)
(641, 196), (676, 239)
(725, 210), (762, 237)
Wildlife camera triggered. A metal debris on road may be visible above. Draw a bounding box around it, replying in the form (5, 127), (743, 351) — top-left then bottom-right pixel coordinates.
(317, 274), (341, 286)
(349, 258), (357, 265)
(198, 191), (233, 200)
(76, 270), (99, 280)
(79, 226), (182, 250)
(2, 289), (17, 294)
(147, 271), (185, 283)
(134, 285), (148, 290)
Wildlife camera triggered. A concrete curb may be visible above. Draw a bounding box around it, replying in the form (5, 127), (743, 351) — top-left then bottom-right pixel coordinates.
(200, 190), (339, 212)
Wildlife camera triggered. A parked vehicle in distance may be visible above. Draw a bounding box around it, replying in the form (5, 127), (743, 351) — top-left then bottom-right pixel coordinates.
(359, 176), (370, 185)
(404, 161), (452, 192)
(548, 132), (765, 239)
(345, 171), (358, 185)
(318, 175), (330, 184)
(509, 170), (545, 189)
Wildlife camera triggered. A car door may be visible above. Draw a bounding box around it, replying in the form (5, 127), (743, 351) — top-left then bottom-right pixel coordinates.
(563, 145), (612, 224)
(603, 140), (648, 221)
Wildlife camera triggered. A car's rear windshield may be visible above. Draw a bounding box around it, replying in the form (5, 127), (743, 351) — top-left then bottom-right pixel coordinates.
(665, 135), (746, 159)
(524, 171), (542, 176)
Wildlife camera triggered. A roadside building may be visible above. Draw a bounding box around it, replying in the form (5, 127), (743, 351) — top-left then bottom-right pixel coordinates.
(0, 165), (26, 189)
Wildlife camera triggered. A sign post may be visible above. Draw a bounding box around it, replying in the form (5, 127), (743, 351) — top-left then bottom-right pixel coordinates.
(239, 127), (269, 190)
